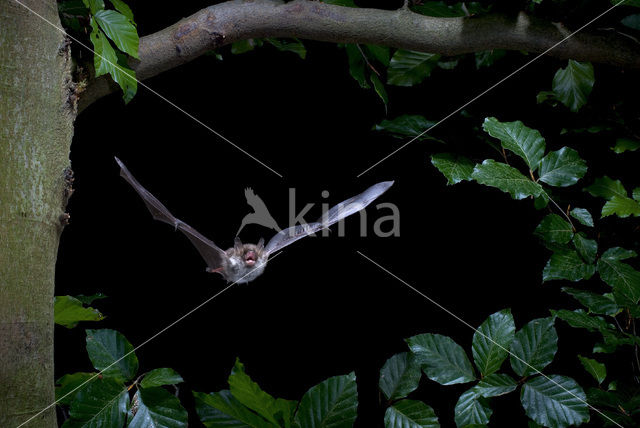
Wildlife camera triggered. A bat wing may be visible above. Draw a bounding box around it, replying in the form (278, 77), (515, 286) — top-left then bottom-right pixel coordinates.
(115, 157), (227, 271)
(264, 181), (394, 255)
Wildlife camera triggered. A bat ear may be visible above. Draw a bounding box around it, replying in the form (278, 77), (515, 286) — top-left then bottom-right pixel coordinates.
(257, 238), (264, 251)
(234, 237), (243, 252)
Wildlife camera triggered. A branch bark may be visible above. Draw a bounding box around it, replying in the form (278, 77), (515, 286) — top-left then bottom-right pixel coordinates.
(80, 0), (640, 110)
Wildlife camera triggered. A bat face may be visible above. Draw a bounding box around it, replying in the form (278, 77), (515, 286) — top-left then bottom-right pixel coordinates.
(224, 242), (268, 284)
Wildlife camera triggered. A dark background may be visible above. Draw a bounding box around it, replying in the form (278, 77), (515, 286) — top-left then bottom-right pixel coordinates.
(55, 1), (640, 426)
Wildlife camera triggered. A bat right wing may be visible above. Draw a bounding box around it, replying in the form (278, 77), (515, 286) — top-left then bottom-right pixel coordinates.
(115, 157), (228, 272)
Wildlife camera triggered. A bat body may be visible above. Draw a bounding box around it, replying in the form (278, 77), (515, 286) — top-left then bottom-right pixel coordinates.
(115, 157), (392, 284)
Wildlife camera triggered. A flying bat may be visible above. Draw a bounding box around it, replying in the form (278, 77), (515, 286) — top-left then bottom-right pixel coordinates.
(115, 157), (393, 284)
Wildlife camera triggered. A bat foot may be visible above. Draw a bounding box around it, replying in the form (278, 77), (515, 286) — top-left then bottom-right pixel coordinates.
(206, 267), (223, 274)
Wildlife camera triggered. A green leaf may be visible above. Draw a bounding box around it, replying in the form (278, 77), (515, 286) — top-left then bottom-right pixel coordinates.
(601, 195), (640, 218)
(228, 358), (282, 425)
(82, 0), (104, 14)
(379, 352), (422, 400)
(64, 377), (129, 428)
(475, 49), (506, 69)
(344, 44), (369, 88)
(193, 390), (274, 427)
(601, 247), (637, 261)
(597, 252), (640, 306)
(109, 0), (134, 22)
(74, 293), (107, 305)
(454, 389), (492, 427)
(584, 176), (627, 200)
(618, 0), (640, 8)
(543, 249), (596, 282)
(570, 208), (594, 227)
(578, 355), (606, 385)
(55, 372), (96, 405)
(538, 147), (587, 187)
(561, 287), (619, 315)
(387, 50), (440, 87)
(265, 38), (306, 59)
(373, 115), (437, 140)
(231, 39), (262, 54)
(510, 317), (558, 377)
(535, 214), (574, 244)
(437, 58), (459, 70)
(611, 137), (640, 153)
(59, 0), (89, 15)
(94, 9), (139, 58)
(521, 375), (589, 428)
(536, 90), (558, 105)
(54, 296), (104, 328)
(622, 13), (640, 28)
(369, 71), (389, 107)
(406, 333), (475, 385)
(572, 232), (597, 263)
(294, 372), (358, 428)
(472, 309), (516, 377)
(534, 191), (550, 210)
(482, 117), (546, 171)
(384, 400), (439, 428)
(553, 309), (614, 333)
(431, 153), (475, 185)
(472, 159), (544, 200)
(551, 60), (594, 112)
(140, 368), (184, 389)
(128, 387), (188, 428)
(366, 45), (390, 66)
(85, 328), (138, 382)
(634, 187), (640, 201)
(473, 373), (518, 398)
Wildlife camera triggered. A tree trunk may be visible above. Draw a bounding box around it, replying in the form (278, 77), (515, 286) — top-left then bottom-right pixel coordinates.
(0, 1), (76, 426)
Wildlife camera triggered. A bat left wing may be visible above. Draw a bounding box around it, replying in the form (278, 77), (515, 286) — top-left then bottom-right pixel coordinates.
(264, 181), (394, 255)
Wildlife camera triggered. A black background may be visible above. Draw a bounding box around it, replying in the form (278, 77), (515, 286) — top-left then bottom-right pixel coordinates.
(55, 1), (640, 426)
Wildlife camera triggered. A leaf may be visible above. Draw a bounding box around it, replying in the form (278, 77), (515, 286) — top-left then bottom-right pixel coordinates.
(601, 247), (637, 261)
(59, 0), (89, 15)
(384, 400), (439, 428)
(543, 249), (596, 282)
(193, 390), (274, 427)
(265, 38), (306, 59)
(406, 333), (475, 385)
(472, 159), (544, 200)
(584, 176), (627, 200)
(611, 137), (640, 153)
(482, 117), (546, 171)
(473, 373), (518, 398)
(561, 287), (619, 315)
(570, 208), (594, 227)
(373, 115), (437, 140)
(228, 358), (282, 425)
(521, 375), (589, 428)
(553, 309), (614, 333)
(370, 72), (389, 107)
(601, 195), (640, 218)
(578, 355), (606, 385)
(54, 296), (104, 328)
(231, 39), (262, 54)
(64, 377), (129, 428)
(634, 187), (640, 201)
(94, 9), (139, 58)
(85, 328), (138, 382)
(379, 352), (422, 400)
(366, 45), (390, 66)
(535, 214), (574, 244)
(454, 389), (492, 427)
(623, 13), (640, 28)
(472, 309), (516, 376)
(534, 191), (550, 210)
(538, 147), (587, 187)
(597, 253), (640, 306)
(56, 372), (96, 405)
(551, 60), (594, 112)
(387, 50), (440, 87)
(140, 368), (184, 388)
(82, 0), (104, 14)
(572, 232), (597, 263)
(294, 372), (358, 428)
(74, 293), (107, 305)
(109, 0), (134, 22)
(344, 44), (369, 88)
(431, 153), (474, 185)
(475, 49), (506, 69)
(128, 387), (188, 428)
(510, 317), (558, 377)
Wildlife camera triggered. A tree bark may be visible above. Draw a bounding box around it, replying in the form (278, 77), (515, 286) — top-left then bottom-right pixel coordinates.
(80, 0), (640, 111)
(0, 1), (76, 426)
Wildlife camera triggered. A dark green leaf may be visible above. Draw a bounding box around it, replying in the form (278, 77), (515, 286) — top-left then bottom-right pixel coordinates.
(437, 58), (460, 70)
(538, 147), (587, 187)
(521, 375), (589, 428)
(536, 90), (558, 105)
(534, 191), (550, 210)
(482, 117), (546, 171)
(601, 247), (637, 261)
(406, 333), (475, 385)
(572, 232), (597, 263)
(634, 187), (640, 201)
(54, 296), (104, 329)
(379, 352), (422, 400)
(543, 249), (596, 282)
(85, 328), (138, 382)
(344, 44), (369, 88)
(370, 72), (388, 107)
(475, 49), (506, 68)
(55, 372), (96, 405)
(82, 0), (104, 14)
(561, 287), (619, 315)
(472, 159), (544, 200)
(454, 389), (492, 427)
(553, 309), (614, 333)
(64, 377), (129, 428)
(129, 387), (188, 428)
(193, 390), (274, 427)
(74, 293), (107, 305)
(265, 38), (306, 59)
(584, 176), (627, 200)
(373, 115), (436, 140)
(431, 153), (475, 185)
(473, 373), (517, 398)
(578, 355), (606, 385)
(611, 137), (640, 153)
(228, 358), (282, 425)
(622, 13), (640, 28)
(535, 214), (574, 244)
(616, 0), (640, 8)
(384, 400), (439, 428)
(140, 368), (184, 389)
(109, 0), (134, 22)
(597, 254), (640, 306)
(94, 9), (139, 58)
(552, 60), (594, 112)
(387, 50), (440, 86)
(294, 372), (358, 428)
(366, 45), (390, 66)
(570, 208), (594, 227)
(602, 196), (640, 218)
(59, 0), (89, 15)
(472, 309), (515, 376)
(231, 39), (262, 54)
(510, 317), (558, 377)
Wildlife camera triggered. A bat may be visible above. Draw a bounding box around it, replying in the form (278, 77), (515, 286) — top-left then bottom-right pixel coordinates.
(115, 157), (393, 284)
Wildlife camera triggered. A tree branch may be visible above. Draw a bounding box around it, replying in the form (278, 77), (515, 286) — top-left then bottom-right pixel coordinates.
(79, 0), (640, 111)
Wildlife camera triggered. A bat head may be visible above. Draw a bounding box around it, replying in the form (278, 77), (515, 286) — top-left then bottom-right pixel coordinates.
(232, 237), (266, 267)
